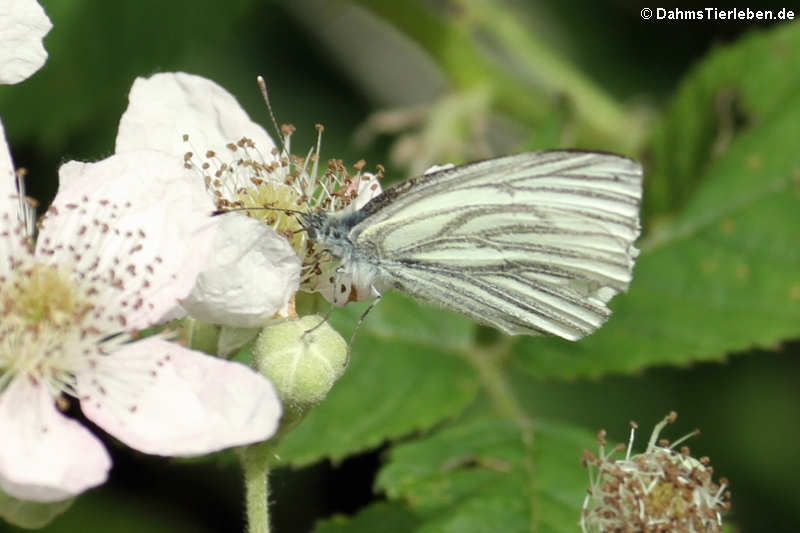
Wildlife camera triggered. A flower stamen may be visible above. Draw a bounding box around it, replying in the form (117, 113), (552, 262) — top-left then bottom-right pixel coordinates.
(182, 125), (383, 295)
(581, 412), (731, 533)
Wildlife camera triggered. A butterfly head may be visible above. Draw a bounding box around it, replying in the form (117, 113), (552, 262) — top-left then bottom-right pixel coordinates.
(299, 211), (360, 261)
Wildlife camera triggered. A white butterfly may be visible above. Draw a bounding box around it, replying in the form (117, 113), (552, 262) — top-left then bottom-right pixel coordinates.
(301, 150), (642, 340)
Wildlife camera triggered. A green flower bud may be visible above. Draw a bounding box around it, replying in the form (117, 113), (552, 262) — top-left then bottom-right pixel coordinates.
(253, 315), (348, 416)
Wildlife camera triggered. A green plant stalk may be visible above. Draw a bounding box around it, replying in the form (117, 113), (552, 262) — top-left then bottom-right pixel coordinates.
(352, 0), (551, 124)
(460, 0), (644, 151)
(182, 317), (221, 355)
(354, 0), (645, 152)
(462, 342), (539, 527)
(463, 345), (530, 428)
(239, 442), (274, 533)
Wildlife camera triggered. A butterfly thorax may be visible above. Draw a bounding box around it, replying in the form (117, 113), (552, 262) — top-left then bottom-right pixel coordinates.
(301, 211), (363, 259)
(301, 210), (383, 304)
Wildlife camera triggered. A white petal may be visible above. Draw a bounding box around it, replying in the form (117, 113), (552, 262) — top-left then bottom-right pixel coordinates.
(115, 72), (276, 161)
(0, 118), (26, 265)
(0, 0), (51, 84)
(79, 337), (282, 456)
(350, 172), (383, 212)
(181, 213), (300, 327)
(0, 378), (111, 502)
(36, 150), (219, 330)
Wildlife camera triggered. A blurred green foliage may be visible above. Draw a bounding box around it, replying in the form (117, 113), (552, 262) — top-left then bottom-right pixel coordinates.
(2, 1), (799, 532)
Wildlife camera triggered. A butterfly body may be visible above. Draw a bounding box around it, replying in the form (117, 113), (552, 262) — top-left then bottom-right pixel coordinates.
(302, 209), (384, 300)
(303, 150), (642, 340)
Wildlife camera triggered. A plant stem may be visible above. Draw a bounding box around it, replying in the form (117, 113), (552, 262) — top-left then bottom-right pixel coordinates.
(460, 0), (645, 152)
(463, 341), (532, 433)
(462, 342), (539, 527)
(182, 317), (221, 355)
(239, 442), (273, 533)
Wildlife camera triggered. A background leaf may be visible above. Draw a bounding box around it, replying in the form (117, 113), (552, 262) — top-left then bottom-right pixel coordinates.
(372, 416), (594, 533)
(314, 502), (420, 533)
(512, 24), (800, 379)
(647, 23), (800, 217)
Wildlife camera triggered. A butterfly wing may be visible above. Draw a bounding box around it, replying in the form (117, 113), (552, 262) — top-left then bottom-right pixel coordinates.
(351, 151), (642, 340)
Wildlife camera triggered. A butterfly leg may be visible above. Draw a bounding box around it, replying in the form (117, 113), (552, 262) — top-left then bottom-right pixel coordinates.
(345, 292), (382, 364)
(302, 302), (335, 338)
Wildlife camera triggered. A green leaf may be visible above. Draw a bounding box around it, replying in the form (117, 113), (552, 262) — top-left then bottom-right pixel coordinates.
(647, 23), (800, 218)
(513, 25), (800, 379)
(314, 501), (421, 533)
(375, 415), (594, 533)
(275, 293), (480, 466)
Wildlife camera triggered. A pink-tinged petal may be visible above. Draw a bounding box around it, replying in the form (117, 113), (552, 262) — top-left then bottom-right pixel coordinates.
(115, 72), (276, 163)
(36, 151), (219, 330)
(0, 0), (52, 84)
(0, 379), (110, 502)
(0, 118), (27, 265)
(79, 337), (282, 456)
(181, 213), (300, 327)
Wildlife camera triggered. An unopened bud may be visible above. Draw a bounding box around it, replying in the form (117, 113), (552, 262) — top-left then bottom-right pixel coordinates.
(252, 315), (347, 414)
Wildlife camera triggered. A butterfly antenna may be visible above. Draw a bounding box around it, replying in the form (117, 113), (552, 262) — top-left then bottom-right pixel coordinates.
(257, 75), (287, 156)
(211, 205), (306, 217)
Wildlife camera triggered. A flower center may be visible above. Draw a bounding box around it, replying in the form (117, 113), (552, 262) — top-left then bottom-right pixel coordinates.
(0, 261), (103, 394)
(183, 127), (383, 294)
(9, 264), (89, 327)
(646, 480), (687, 519)
(234, 181), (306, 252)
